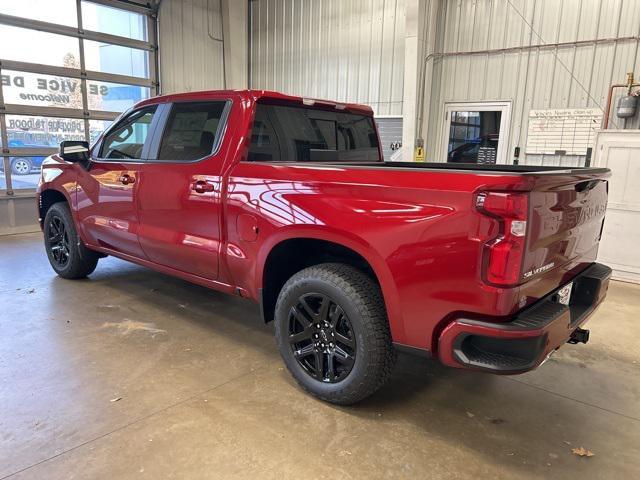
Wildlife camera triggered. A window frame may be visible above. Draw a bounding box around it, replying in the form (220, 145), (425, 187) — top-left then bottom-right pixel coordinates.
(441, 101), (512, 165)
(94, 104), (160, 162)
(144, 99), (233, 164)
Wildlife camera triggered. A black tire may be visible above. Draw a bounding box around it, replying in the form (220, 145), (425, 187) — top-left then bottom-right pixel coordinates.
(44, 202), (100, 279)
(275, 263), (396, 405)
(11, 158), (32, 175)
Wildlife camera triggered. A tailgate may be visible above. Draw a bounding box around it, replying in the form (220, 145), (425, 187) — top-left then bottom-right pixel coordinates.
(523, 172), (609, 283)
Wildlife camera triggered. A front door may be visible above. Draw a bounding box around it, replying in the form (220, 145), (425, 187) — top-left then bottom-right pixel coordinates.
(76, 105), (157, 258)
(442, 101), (511, 164)
(136, 100), (230, 280)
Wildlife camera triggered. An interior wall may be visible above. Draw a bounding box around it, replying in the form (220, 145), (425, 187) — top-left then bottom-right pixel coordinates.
(421, 0), (640, 165)
(158, 0), (226, 93)
(249, 0), (406, 116)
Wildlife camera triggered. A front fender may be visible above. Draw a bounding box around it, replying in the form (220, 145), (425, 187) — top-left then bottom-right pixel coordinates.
(37, 156), (79, 231)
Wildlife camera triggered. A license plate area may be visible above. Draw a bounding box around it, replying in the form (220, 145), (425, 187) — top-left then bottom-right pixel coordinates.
(554, 283), (573, 306)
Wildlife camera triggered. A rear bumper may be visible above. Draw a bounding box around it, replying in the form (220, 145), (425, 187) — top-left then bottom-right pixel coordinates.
(438, 263), (612, 374)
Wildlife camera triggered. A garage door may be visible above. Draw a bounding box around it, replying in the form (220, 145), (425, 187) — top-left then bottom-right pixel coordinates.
(593, 130), (640, 284)
(375, 117), (403, 161)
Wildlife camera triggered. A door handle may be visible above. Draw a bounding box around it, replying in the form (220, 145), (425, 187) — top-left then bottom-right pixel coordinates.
(118, 174), (135, 185)
(191, 180), (215, 193)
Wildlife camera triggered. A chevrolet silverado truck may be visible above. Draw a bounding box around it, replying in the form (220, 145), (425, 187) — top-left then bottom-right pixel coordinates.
(37, 90), (612, 404)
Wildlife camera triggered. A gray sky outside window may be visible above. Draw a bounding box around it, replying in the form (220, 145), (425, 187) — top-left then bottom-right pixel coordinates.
(81, 1), (147, 41)
(0, 0), (77, 26)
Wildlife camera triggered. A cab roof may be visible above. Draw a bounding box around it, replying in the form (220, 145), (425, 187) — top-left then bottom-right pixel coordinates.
(137, 89), (374, 116)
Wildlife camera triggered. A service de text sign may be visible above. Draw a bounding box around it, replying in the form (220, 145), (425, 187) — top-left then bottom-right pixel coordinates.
(1, 73), (108, 106)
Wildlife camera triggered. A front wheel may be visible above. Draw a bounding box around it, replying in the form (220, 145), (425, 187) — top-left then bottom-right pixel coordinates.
(275, 263), (396, 405)
(44, 202), (100, 279)
(11, 158), (32, 175)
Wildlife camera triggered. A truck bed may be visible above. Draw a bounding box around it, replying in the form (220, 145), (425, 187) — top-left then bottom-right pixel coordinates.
(326, 161), (611, 175)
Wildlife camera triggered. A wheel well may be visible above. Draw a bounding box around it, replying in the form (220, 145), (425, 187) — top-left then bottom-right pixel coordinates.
(39, 190), (67, 227)
(260, 238), (379, 323)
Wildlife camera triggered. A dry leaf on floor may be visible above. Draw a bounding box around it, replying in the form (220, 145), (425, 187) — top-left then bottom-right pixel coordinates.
(110, 397), (122, 403)
(572, 447), (594, 457)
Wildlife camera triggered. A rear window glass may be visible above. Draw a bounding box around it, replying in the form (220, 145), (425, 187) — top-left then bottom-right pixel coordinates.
(247, 103), (380, 162)
(158, 101), (227, 161)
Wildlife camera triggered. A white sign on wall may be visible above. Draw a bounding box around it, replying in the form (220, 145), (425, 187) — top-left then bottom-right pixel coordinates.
(526, 108), (603, 155)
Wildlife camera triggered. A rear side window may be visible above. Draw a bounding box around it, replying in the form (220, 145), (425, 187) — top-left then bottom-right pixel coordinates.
(247, 103), (380, 162)
(101, 105), (157, 159)
(157, 101), (227, 161)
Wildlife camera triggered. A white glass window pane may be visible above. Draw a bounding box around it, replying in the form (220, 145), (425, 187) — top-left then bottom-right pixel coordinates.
(89, 119), (113, 144)
(87, 81), (150, 112)
(6, 115), (86, 148)
(84, 40), (149, 78)
(2, 70), (83, 108)
(81, 1), (147, 41)
(0, 25), (80, 67)
(0, 0), (77, 27)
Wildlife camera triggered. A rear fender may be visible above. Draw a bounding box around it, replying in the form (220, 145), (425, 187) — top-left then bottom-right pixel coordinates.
(256, 225), (405, 342)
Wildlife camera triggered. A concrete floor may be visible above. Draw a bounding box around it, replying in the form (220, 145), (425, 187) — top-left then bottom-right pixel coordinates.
(1, 233), (639, 480)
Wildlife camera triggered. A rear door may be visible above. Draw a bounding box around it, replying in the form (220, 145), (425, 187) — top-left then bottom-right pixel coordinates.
(136, 100), (230, 280)
(77, 105), (158, 258)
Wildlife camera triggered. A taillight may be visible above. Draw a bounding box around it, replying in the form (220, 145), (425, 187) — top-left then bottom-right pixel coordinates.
(476, 192), (528, 286)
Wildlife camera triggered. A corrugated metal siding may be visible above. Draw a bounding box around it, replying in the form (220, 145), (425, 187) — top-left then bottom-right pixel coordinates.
(425, 0), (640, 165)
(249, 0), (405, 116)
(158, 0), (225, 94)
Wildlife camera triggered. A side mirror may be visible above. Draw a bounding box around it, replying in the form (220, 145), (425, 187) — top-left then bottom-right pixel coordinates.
(59, 141), (90, 163)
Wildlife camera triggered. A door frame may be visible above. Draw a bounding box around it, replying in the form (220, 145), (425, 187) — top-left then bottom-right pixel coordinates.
(441, 101), (512, 165)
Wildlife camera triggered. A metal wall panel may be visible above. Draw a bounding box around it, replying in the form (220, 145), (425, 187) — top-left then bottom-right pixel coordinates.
(424, 0), (640, 165)
(158, 0), (225, 94)
(249, 0), (405, 116)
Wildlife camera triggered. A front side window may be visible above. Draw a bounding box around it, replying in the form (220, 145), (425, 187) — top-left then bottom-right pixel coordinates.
(157, 101), (227, 161)
(247, 103), (380, 162)
(100, 105), (156, 159)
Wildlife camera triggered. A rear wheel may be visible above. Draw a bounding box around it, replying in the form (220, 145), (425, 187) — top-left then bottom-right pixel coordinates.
(44, 202), (100, 279)
(275, 263), (396, 404)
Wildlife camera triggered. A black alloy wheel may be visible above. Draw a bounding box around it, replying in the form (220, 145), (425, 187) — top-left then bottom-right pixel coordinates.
(275, 263), (396, 404)
(288, 293), (356, 383)
(43, 202), (100, 279)
(46, 215), (71, 268)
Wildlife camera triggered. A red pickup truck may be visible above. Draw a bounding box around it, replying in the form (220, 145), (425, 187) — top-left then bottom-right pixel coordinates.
(37, 90), (612, 404)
